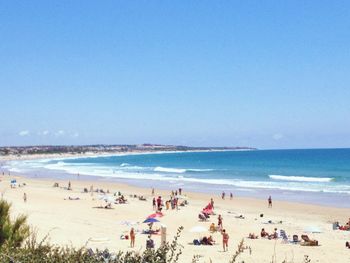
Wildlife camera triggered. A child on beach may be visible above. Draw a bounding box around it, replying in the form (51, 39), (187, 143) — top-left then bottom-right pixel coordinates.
(221, 229), (229, 251)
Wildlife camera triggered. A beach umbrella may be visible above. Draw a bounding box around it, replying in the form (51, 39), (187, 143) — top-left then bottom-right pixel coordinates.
(147, 212), (164, 219)
(143, 218), (160, 224)
(98, 195), (114, 203)
(189, 226), (207, 233)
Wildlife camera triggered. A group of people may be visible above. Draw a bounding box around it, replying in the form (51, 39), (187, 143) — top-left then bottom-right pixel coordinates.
(194, 235), (215, 246)
(247, 227), (278, 240)
(151, 187), (183, 197)
(152, 196), (163, 212)
(334, 218), (350, 231)
(152, 188), (186, 212)
(260, 228), (278, 239)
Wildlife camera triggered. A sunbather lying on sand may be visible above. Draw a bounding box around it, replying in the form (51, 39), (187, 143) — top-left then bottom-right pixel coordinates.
(268, 228), (278, 239)
(64, 196), (80, 200)
(301, 235), (318, 246)
(248, 233), (259, 239)
(200, 235), (215, 245)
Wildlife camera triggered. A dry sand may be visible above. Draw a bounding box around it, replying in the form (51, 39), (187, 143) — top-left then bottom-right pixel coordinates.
(1, 174), (350, 263)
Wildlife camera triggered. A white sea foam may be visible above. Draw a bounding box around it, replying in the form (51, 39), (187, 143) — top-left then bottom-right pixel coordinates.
(186, 168), (214, 172)
(6, 158), (350, 195)
(153, 167), (213, 173)
(120, 163), (130, 167)
(269, 175), (334, 183)
(154, 167), (187, 173)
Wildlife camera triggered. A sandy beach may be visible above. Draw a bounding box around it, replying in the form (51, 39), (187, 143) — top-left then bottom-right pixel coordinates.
(1, 172), (349, 263)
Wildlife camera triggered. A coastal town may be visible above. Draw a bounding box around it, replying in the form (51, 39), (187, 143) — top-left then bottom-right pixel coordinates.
(0, 144), (255, 157)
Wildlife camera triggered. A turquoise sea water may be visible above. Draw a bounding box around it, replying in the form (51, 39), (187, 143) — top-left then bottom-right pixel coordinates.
(4, 148), (350, 207)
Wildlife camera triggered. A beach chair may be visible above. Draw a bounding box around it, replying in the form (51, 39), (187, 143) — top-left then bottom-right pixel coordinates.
(279, 230), (289, 243)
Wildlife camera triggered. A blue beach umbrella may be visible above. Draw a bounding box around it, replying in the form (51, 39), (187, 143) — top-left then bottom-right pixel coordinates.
(143, 218), (160, 223)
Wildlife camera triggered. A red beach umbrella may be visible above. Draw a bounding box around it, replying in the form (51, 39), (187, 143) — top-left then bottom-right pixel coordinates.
(147, 212), (164, 219)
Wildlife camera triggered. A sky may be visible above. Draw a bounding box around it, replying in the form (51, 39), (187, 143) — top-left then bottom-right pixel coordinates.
(0, 1), (349, 149)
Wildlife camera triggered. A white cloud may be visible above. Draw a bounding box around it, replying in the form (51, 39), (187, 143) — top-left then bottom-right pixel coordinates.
(273, 133), (284, 140)
(19, 130), (30, 136)
(55, 130), (65, 137)
(71, 132), (79, 138)
(38, 130), (50, 136)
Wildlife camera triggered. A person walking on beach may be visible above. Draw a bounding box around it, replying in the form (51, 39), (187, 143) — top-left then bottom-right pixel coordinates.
(68, 181), (71, 190)
(130, 227), (135, 248)
(230, 192), (233, 200)
(221, 191), (225, 200)
(221, 229), (229, 252)
(268, 196), (272, 208)
(218, 214), (223, 230)
(23, 192), (27, 203)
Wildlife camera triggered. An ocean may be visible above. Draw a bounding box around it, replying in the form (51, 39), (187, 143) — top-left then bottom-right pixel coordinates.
(3, 148), (350, 207)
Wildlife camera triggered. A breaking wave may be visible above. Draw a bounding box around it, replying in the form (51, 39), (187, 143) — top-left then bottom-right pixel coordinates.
(269, 175), (334, 183)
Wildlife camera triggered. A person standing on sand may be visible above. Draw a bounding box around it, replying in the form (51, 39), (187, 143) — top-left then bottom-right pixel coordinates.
(152, 188), (154, 196)
(156, 196), (162, 211)
(221, 191), (225, 200)
(210, 198), (214, 209)
(268, 196), (272, 208)
(218, 214), (223, 230)
(230, 192), (233, 200)
(23, 193), (27, 203)
(152, 197), (156, 210)
(68, 181), (71, 190)
(130, 227), (135, 248)
(221, 229), (229, 252)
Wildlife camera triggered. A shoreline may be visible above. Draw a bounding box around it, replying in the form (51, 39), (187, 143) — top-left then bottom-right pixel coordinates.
(9, 172), (350, 214)
(0, 148), (252, 161)
(2, 150), (350, 209)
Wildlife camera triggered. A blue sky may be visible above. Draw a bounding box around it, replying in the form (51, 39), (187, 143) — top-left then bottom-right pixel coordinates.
(0, 1), (349, 149)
